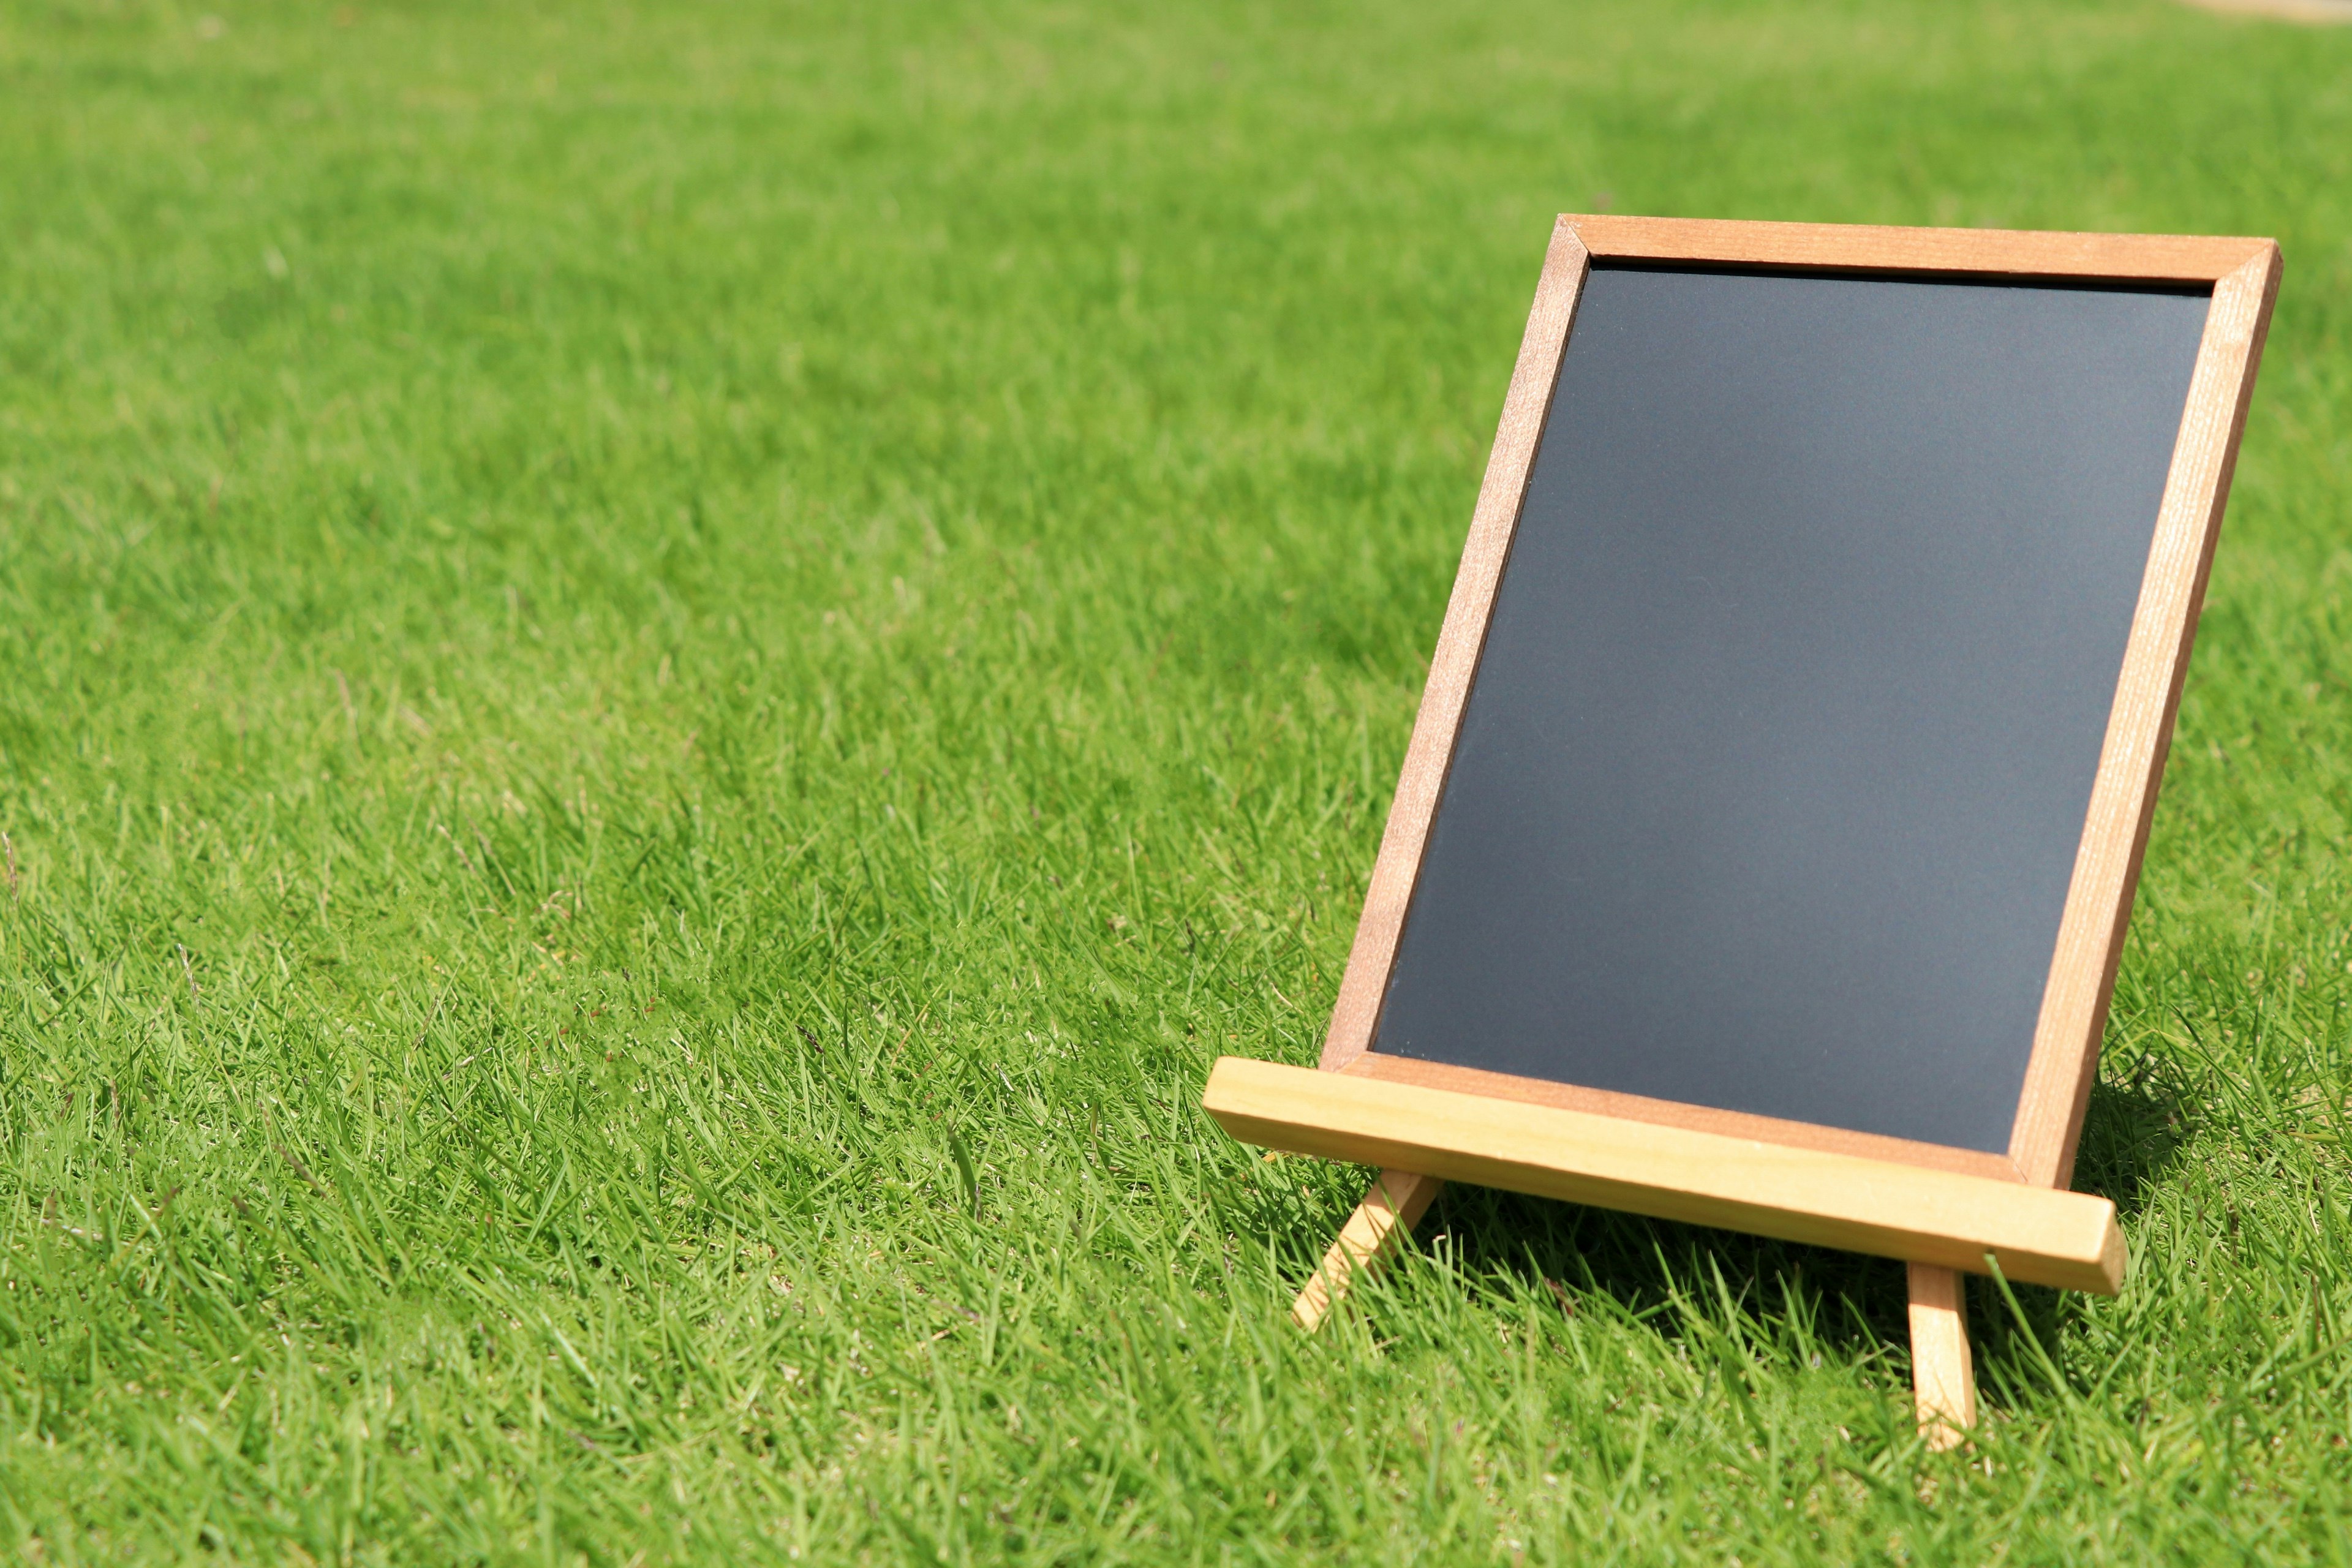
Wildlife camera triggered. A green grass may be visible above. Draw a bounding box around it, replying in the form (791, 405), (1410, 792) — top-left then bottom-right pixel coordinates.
(2, 0), (2351, 1560)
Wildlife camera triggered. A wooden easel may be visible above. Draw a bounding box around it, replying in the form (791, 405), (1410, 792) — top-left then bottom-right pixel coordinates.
(1294, 1171), (1974, 1448)
(1218, 214), (2278, 1449)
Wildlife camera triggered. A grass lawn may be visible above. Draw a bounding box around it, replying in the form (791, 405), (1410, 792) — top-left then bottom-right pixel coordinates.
(3, 0), (2351, 1560)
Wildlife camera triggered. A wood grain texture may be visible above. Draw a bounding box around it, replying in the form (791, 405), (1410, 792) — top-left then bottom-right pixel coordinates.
(2180, 0), (2352, 22)
(1343, 1054), (2023, 1183)
(1288, 1169), (1445, 1332)
(1205, 1057), (2127, 1293)
(1319, 217), (1591, 1071)
(2007, 243), (2283, 1189)
(1567, 215), (2272, 284)
(1907, 1264), (1977, 1449)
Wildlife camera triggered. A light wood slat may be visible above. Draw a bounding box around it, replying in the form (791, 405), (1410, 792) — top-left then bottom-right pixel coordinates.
(1569, 215), (2271, 284)
(2180, 0), (2352, 22)
(1319, 218), (1591, 1071)
(1907, 1264), (1976, 1449)
(2008, 243), (2284, 1188)
(1205, 1057), (2125, 1293)
(1288, 1170), (1445, 1332)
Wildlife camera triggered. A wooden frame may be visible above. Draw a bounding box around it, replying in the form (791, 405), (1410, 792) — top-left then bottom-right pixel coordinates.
(1206, 216), (2280, 1444)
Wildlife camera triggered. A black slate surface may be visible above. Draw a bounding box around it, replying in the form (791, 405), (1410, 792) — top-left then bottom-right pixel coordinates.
(1370, 263), (2209, 1153)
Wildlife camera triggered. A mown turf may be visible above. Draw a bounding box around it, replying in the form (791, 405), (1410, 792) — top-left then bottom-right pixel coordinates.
(2, 0), (2351, 1561)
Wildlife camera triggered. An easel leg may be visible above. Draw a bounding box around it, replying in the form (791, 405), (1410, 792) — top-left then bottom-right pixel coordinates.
(1907, 1262), (1975, 1450)
(1290, 1170), (1444, 1332)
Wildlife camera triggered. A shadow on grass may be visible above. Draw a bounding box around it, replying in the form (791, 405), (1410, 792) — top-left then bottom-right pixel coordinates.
(1250, 1066), (2195, 1420)
(1425, 1183), (1915, 1363)
(2073, 1060), (2196, 1224)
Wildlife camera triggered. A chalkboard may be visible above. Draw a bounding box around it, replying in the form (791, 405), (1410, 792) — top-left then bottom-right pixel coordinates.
(1368, 263), (2211, 1154)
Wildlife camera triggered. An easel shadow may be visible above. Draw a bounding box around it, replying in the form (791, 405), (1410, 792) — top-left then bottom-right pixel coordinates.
(2072, 1060), (2195, 1224)
(1422, 1183), (1915, 1371)
(1338, 1071), (2195, 1419)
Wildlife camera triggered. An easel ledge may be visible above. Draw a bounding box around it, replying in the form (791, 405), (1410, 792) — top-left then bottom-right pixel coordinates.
(1207, 1056), (2125, 1294)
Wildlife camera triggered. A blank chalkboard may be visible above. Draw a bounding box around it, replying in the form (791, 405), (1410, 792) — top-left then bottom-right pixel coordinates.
(1367, 263), (2211, 1154)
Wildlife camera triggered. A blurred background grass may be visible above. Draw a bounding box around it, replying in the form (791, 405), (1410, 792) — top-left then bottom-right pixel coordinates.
(2, 1), (2350, 1561)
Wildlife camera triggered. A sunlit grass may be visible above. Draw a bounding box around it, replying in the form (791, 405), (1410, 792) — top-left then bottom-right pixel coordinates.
(2, 0), (2351, 1561)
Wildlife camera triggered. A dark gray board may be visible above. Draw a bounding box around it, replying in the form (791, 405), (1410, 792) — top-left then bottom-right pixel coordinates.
(1370, 264), (2209, 1153)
